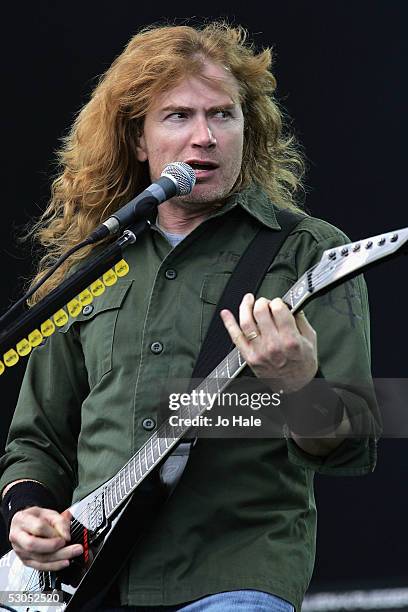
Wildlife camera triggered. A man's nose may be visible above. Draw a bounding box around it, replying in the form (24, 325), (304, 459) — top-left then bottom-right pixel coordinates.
(191, 117), (217, 148)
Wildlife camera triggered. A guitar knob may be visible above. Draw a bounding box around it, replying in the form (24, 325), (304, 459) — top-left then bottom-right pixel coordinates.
(352, 243), (361, 251)
(341, 247), (349, 256)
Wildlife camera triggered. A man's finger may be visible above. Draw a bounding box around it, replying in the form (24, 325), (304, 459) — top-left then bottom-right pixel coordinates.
(295, 309), (316, 342)
(239, 293), (259, 338)
(268, 298), (297, 334)
(48, 509), (71, 541)
(11, 529), (66, 555)
(25, 558), (71, 572)
(220, 309), (248, 349)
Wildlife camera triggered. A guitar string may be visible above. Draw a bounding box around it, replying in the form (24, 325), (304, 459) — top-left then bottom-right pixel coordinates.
(36, 256), (353, 544)
(26, 261), (347, 546)
(17, 319), (316, 594)
(66, 343), (257, 541)
(4, 250), (382, 596)
(11, 254), (366, 598)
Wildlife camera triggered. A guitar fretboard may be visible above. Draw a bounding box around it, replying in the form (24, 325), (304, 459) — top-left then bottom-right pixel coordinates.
(102, 225), (408, 517)
(102, 275), (311, 517)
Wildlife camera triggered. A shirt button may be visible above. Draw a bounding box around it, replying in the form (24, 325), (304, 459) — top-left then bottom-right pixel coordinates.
(165, 269), (177, 280)
(150, 341), (163, 354)
(82, 305), (94, 316)
(142, 417), (156, 431)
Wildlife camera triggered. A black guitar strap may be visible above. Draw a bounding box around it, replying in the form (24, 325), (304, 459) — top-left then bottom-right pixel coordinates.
(91, 207), (305, 611)
(159, 206), (305, 490)
(192, 208), (305, 379)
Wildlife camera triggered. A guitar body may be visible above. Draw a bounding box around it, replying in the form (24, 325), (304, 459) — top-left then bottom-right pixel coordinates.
(0, 473), (167, 611)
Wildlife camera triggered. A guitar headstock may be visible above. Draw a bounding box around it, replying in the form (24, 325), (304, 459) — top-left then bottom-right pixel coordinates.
(310, 227), (408, 294)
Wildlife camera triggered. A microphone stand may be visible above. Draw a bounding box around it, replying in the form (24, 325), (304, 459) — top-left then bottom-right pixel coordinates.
(0, 219), (149, 360)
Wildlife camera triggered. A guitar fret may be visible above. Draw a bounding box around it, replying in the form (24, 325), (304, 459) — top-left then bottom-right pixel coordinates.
(230, 350), (240, 373)
(124, 468), (131, 493)
(215, 376), (221, 393)
(110, 483), (115, 512)
(105, 484), (113, 514)
(119, 471), (125, 499)
(158, 434), (166, 456)
(129, 461), (136, 487)
(135, 452), (142, 481)
(132, 458), (138, 484)
(104, 485), (110, 514)
(112, 478), (118, 507)
(151, 436), (159, 463)
(118, 471), (123, 498)
(148, 439), (154, 467)
(218, 359), (228, 379)
(139, 451), (145, 478)
(114, 475), (120, 503)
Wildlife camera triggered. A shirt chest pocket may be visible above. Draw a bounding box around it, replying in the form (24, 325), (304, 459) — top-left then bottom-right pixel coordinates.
(199, 272), (295, 344)
(199, 273), (232, 344)
(59, 280), (133, 388)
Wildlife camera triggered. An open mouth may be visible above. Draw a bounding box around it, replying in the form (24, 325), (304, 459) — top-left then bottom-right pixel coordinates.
(187, 160), (219, 172)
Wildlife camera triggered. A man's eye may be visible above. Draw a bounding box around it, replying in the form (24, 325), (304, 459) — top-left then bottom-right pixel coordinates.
(214, 110), (232, 119)
(167, 112), (187, 120)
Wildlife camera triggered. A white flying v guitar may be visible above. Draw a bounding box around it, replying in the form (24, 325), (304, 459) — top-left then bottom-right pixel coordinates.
(0, 226), (407, 612)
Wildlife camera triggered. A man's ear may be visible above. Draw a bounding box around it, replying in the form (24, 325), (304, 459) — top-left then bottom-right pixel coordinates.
(136, 132), (148, 162)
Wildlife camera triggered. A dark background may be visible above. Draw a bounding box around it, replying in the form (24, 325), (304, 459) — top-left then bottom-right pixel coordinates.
(0, 0), (407, 592)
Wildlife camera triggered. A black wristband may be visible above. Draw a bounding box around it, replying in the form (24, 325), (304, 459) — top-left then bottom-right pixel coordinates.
(283, 371), (345, 436)
(1, 481), (58, 537)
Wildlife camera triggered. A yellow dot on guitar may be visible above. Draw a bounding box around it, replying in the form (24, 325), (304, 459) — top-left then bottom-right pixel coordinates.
(0, 361), (4, 375)
(115, 259), (129, 277)
(53, 309), (69, 327)
(90, 279), (105, 296)
(16, 338), (32, 357)
(67, 298), (82, 317)
(41, 319), (55, 337)
(103, 269), (117, 286)
(79, 289), (93, 306)
(3, 349), (19, 367)
(28, 329), (43, 347)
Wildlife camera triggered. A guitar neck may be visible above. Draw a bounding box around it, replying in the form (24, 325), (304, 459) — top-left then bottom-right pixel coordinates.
(103, 226), (408, 517)
(101, 275), (310, 518)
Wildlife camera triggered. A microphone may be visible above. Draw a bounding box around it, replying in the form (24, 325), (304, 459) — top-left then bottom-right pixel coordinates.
(89, 162), (196, 243)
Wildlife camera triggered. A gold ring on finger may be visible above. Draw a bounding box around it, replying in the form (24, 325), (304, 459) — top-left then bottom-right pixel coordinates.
(245, 330), (259, 341)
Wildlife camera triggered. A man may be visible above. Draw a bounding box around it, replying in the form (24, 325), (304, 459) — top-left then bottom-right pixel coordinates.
(0, 22), (379, 611)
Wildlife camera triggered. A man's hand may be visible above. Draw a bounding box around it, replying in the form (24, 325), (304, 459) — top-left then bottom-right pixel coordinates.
(9, 507), (83, 571)
(220, 294), (318, 392)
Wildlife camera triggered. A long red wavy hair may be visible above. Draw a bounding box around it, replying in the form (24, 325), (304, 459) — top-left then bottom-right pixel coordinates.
(27, 22), (305, 304)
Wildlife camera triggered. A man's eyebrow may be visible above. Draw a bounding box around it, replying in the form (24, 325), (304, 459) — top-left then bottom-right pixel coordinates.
(159, 103), (237, 114)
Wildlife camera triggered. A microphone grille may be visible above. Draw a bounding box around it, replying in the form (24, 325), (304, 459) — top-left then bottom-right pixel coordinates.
(161, 162), (196, 196)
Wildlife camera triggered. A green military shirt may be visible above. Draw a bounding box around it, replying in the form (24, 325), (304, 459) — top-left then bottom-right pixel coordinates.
(0, 185), (379, 610)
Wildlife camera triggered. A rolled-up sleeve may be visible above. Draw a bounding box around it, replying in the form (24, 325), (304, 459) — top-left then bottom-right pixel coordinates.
(283, 221), (381, 475)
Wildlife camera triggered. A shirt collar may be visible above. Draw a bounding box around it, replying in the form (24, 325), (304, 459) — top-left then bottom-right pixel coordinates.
(212, 183), (281, 230)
